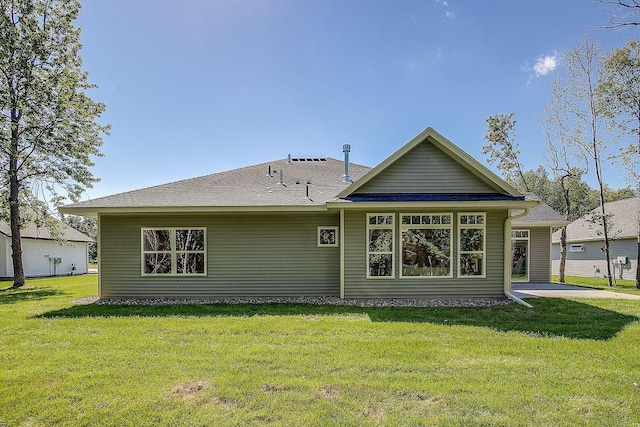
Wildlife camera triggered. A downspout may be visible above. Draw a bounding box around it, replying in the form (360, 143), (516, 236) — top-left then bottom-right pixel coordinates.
(504, 208), (533, 308)
(340, 209), (345, 299)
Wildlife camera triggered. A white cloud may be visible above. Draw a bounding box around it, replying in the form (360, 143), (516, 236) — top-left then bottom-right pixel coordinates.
(533, 53), (557, 77)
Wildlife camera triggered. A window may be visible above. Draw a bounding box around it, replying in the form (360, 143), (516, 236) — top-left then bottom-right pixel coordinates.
(400, 213), (452, 278)
(142, 228), (206, 275)
(318, 226), (338, 247)
(568, 244), (584, 253)
(458, 213), (485, 277)
(367, 214), (394, 278)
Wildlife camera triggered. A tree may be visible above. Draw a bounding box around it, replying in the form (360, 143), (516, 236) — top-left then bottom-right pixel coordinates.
(599, 38), (640, 288)
(597, 0), (640, 28)
(60, 213), (96, 261)
(482, 113), (531, 191)
(547, 37), (616, 286)
(0, 0), (108, 288)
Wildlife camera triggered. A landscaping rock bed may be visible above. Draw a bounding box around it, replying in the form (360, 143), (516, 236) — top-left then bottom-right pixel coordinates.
(83, 296), (512, 308)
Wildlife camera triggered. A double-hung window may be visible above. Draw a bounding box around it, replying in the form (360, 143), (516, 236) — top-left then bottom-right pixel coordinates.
(400, 213), (452, 278)
(142, 228), (206, 275)
(458, 213), (485, 277)
(367, 214), (394, 277)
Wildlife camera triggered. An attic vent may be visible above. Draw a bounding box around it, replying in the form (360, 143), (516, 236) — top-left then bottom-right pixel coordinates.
(291, 158), (327, 162)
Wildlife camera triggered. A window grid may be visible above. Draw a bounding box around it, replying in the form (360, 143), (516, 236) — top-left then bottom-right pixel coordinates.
(141, 228), (207, 276)
(367, 214), (395, 278)
(458, 213), (486, 278)
(400, 213), (453, 278)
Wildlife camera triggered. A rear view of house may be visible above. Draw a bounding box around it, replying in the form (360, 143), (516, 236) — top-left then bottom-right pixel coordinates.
(62, 127), (547, 300)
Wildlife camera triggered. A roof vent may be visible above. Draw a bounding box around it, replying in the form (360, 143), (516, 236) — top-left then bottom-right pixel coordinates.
(266, 165), (273, 177)
(287, 153), (292, 164)
(305, 184), (312, 201)
(291, 158), (327, 162)
(278, 170), (286, 186)
(343, 144), (351, 183)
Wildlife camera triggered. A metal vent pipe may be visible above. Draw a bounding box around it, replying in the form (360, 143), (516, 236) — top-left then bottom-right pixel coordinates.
(343, 144), (351, 183)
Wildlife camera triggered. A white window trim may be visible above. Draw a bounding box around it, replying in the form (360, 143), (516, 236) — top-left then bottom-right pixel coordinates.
(458, 212), (486, 279)
(366, 213), (395, 279)
(399, 213), (453, 279)
(568, 244), (585, 253)
(317, 226), (339, 247)
(141, 227), (207, 276)
(511, 228), (530, 282)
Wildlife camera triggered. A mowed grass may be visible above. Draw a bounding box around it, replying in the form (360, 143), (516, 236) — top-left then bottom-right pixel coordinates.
(553, 274), (640, 296)
(2, 276), (640, 426)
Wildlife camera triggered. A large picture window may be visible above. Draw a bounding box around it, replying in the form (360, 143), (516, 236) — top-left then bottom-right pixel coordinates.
(142, 228), (206, 276)
(458, 213), (485, 277)
(400, 213), (452, 278)
(367, 214), (394, 278)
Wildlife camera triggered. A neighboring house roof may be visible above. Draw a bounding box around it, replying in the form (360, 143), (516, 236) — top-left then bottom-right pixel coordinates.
(513, 193), (569, 227)
(551, 197), (639, 243)
(0, 219), (93, 243)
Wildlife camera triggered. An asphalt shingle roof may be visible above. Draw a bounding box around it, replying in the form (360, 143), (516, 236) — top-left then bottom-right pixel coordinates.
(513, 193), (568, 226)
(64, 158), (372, 211)
(0, 219), (93, 242)
(551, 197), (639, 243)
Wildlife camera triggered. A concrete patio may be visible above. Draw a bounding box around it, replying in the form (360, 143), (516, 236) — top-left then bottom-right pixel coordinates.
(511, 283), (640, 300)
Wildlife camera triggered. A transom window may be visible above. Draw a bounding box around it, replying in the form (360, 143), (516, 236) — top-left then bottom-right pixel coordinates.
(458, 213), (486, 277)
(142, 228), (206, 275)
(400, 214), (452, 278)
(367, 214), (394, 278)
(511, 230), (529, 239)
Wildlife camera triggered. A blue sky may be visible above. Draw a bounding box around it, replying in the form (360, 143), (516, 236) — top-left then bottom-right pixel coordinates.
(76, 0), (637, 199)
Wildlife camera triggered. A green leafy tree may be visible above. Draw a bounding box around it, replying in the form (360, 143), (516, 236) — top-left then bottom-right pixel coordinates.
(482, 113), (530, 191)
(599, 38), (640, 288)
(0, 0), (108, 288)
(60, 213), (96, 261)
(546, 37), (616, 286)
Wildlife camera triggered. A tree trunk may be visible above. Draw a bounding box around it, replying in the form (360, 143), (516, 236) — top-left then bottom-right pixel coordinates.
(10, 108), (25, 288)
(559, 227), (567, 283)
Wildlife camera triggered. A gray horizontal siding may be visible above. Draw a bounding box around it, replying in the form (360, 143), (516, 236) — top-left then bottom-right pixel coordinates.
(99, 213), (340, 298)
(343, 209), (508, 298)
(354, 141), (497, 194)
(552, 238), (637, 280)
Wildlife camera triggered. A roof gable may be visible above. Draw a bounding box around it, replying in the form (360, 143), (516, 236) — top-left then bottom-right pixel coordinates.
(337, 127), (521, 199)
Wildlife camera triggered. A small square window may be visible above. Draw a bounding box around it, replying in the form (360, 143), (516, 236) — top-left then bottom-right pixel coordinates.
(318, 227), (338, 247)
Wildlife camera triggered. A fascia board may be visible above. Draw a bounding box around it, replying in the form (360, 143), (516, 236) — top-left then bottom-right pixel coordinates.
(513, 220), (570, 227)
(59, 204), (330, 217)
(327, 200), (539, 210)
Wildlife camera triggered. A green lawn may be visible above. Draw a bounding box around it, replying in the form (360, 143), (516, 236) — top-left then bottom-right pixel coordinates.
(2, 276), (640, 426)
(553, 275), (640, 296)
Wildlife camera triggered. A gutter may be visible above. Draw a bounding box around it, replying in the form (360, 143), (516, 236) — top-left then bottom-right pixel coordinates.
(504, 208), (533, 308)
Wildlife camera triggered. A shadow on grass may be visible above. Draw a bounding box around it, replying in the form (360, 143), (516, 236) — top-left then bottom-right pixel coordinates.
(37, 298), (638, 341)
(0, 286), (63, 304)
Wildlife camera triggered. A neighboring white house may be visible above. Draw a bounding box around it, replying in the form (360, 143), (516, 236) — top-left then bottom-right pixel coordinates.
(552, 197), (639, 280)
(0, 219), (93, 277)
